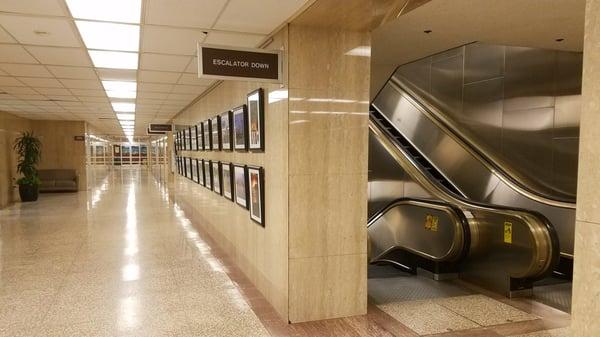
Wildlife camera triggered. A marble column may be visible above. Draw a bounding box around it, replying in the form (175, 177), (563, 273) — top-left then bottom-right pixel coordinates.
(571, 0), (600, 335)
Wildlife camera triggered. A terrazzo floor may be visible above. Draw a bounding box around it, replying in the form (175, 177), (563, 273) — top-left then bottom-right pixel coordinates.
(0, 166), (573, 336)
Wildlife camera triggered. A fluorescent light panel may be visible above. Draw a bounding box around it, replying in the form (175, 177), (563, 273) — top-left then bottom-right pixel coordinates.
(103, 81), (136, 92)
(117, 113), (135, 120)
(112, 103), (135, 112)
(66, 0), (142, 24)
(76, 21), (139, 52)
(88, 50), (138, 70)
(120, 121), (134, 126)
(106, 90), (136, 99)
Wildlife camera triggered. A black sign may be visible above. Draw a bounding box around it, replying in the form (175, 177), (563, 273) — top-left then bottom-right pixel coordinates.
(149, 123), (172, 132)
(147, 128), (166, 135)
(74, 135), (85, 141)
(198, 44), (281, 83)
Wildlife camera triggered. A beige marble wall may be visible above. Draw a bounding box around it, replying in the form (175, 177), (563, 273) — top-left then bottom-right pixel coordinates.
(174, 28), (290, 319)
(0, 111), (32, 208)
(286, 0), (372, 322)
(31, 120), (88, 191)
(571, 0), (600, 335)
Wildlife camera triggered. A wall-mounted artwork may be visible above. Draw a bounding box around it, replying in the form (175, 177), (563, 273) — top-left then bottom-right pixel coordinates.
(187, 157), (193, 179)
(183, 156), (188, 177)
(182, 129), (188, 150)
(221, 162), (233, 200)
(203, 120), (211, 151)
(199, 159), (206, 186)
(190, 158), (196, 181)
(220, 110), (233, 151)
(212, 161), (221, 194)
(176, 156), (181, 174)
(248, 166), (265, 226)
(234, 164), (248, 208)
(197, 123), (204, 150)
(211, 117), (220, 151)
(191, 126), (197, 151)
(247, 88), (265, 151)
(233, 105), (248, 151)
(194, 159), (201, 184)
(204, 160), (212, 190)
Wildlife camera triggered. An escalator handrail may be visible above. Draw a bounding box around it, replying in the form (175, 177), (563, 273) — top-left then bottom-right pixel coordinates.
(387, 77), (576, 209)
(370, 117), (559, 280)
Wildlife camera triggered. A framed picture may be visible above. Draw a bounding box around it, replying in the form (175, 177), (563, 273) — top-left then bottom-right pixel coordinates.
(191, 126), (198, 151)
(212, 161), (221, 194)
(197, 123), (204, 151)
(232, 105), (248, 151)
(187, 157), (193, 179)
(183, 156), (188, 177)
(190, 158), (196, 181)
(202, 120), (211, 151)
(233, 164), (248, 209)
(199, 159), (206, 186)
(204, 160), (212, 189)
(182, 129), (188, 150)
(248, 166), (265, 226)
(176, 156), (181, 174)
(220, 110), (233, 151)
(247, 88), (264, 151)
(221, 162), (233, 200)
(211, 116), (220, 151)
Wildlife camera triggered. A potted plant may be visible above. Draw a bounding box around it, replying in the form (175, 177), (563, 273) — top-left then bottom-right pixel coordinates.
(13, 131), (42, 202)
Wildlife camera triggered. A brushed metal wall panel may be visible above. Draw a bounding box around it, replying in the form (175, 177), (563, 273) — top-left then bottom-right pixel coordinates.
(464, 43), (505, 84)
(553, 138), (579, 197)
(504, 46), (555, 111)
(431, 55), (463, 117)
(462, 77), (504, 152)
(395, 55), (432, 97)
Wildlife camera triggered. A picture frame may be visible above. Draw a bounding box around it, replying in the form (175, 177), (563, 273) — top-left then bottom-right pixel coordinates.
(197, 123), (204, 151)
(204, 160), (212, 189)
(191, 126), (198, 151)
(203, 120), (211, 151)
(212, 161), (221, 194)
(220, 110), (233, 151)
(247, 88), (265, 151)
(211, 116), (220, 151)
(233, 164), (248, 209)
(190, 157), (196, 181)
(199, 159), (206, 186)
(221, 162), (233, 200)
(176, 156), (181, 174)
(187, 157), (193, 179)
(183, 156), (188, 178)
(247, 166), (265, 226)
(232, 105), (248, 151)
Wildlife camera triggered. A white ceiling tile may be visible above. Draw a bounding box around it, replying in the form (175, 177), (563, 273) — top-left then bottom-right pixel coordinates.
(171, 84), (207, 94)
(17, 77), (64, 88)
(183, 57), (197, 73)
(138, 91), (169, 99)
(144, 0), (226, 28)
(139, 70), (180, 84)
(96, 69), (137, 81)
(47, 66), (97, 79)
(1, 86), (38, 95)
(25, 46), (91, 66)
(142, 25), (206, 55)
(46, 95), (78, 102)
(167, 93), (196, 101)
(215, 0), (307, 34)
(177, 73), (214, 86)
(68, 88), (106, 97)
(0, 76), (25, 86)
(78, 96), (108, 103)
(204, 31), (265, 48)
(140, 53), (191, 72)
(0, 0), (66, 16)
(29, 100), (59, 107)
(59, 79), (102, 90)
(0, 15), (81, 47)
(34, 87), (72, 95)
(0, 26), (16, 43)
(0, 45), (38, 63)
(14, 94), (47, 100)
(138, 83), (173, 93)
(0, 64), (52, 77)
(137, 98), (165, 104)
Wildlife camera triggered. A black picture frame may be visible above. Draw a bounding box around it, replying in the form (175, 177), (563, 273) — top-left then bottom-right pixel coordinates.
(176, 156), (180, 174)
(190, 157), (196, 181)
(221, 162), (233, 201)
(211, 116), (220, 151)
(204, 160), (212, 189)
(195, 159), (202, 183)
(203, 120), (211, 151)
(187, 157), (193, 180)
(198, 123), (204, 151)
(181, 129), (186, 151)
(199, 159), (206, 186)
(233, 164), (248, 209)
(220, 110), (233, 151)
(188, 127), (194, 151)
(232, 105), (248, 151)
(247, 88), (265, 151)
(247, 166), (265, 226)
(191, 126), (199, 151)
(183, 156), (188, 177)
(212, 161), (221, 194)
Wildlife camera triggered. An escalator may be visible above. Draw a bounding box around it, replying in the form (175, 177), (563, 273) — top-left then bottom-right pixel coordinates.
(367, 76), (567, 296)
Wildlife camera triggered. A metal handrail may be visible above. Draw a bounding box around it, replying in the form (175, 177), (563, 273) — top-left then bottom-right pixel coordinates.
(370, 118), (557, 279)
(389, 77), (576, 209)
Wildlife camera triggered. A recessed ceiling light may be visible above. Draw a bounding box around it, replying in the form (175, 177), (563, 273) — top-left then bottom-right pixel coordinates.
(112, 103), (135, 112)
(66, 0), (142, 24)
(120, 120), (135, 126)
(107, 90), (136, 99)
(103, 81), (136, 92)
(117, 113), (135, 120)
(88, 50), (138, 69)
(76, 21), (139, 52)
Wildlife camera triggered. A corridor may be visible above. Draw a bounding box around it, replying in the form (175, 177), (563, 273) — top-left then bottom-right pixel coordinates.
(0, 167), (268, 336)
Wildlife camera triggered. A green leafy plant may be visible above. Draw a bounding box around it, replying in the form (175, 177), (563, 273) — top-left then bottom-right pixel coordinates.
(13, 131), (42, 186)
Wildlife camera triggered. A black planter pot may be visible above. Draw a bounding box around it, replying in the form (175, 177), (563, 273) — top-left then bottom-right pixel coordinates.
(18, 184), (39, 202)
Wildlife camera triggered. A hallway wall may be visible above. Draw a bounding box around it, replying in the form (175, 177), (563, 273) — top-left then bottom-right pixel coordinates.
(0, 111), (32, 208)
